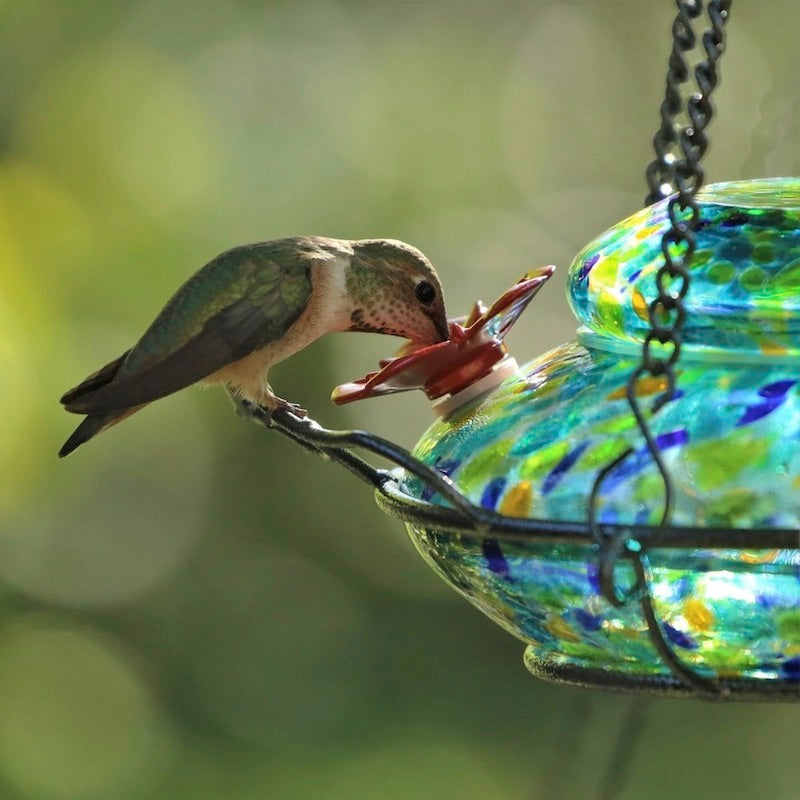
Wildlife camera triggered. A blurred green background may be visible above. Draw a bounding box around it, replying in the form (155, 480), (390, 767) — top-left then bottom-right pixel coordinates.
(1, 2), (798, 799)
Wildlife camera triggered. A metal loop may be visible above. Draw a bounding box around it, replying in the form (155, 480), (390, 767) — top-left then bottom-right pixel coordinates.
(661, 233), (696, 269)
(599, 532), (647, 608)
(654, 301), (687, 332)
(642, 335), (681, 367)
(644, 321), (675, 348)
(667, 195), (701, 228)
(655, 270), (690, 301)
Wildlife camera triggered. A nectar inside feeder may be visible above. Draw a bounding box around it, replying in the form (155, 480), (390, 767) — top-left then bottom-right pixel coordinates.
(334, 179), (800, 700)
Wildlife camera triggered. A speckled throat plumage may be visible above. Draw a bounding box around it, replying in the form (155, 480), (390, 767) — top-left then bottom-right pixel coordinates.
(345, 239), (446, 342)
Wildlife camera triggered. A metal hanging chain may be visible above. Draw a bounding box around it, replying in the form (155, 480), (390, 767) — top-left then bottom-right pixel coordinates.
(645, 0), (732, 204)
(589, 0), (732, 697)
(590, 0), (731, 535)
(644, 0), (704, 205)
(640, 0), (732, 503)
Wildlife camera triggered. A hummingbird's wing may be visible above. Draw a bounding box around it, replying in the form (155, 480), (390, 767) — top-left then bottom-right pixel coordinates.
(61, 242), (314, 415)
(60, 350), (131, 406)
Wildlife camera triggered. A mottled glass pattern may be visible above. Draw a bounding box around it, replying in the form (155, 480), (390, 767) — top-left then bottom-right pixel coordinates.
(401, 180), (800, 683)
(568, 178), (800, 354)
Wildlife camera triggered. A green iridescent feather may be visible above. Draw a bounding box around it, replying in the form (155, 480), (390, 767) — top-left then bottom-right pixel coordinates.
(124, 241), (313, 374)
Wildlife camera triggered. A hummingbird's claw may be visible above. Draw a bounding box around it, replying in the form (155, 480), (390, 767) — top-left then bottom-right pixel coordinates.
(270, 398), (308, 421)
(229, 393), (307, 428)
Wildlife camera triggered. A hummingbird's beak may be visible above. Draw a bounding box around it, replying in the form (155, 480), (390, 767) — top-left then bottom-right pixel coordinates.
(434, 313), (450, 342)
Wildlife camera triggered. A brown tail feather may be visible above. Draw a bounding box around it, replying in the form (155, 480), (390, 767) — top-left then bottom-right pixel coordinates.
(58, 406), (142, 458)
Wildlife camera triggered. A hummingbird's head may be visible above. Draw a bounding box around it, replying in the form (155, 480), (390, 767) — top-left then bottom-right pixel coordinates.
(346, 239), (449, 344)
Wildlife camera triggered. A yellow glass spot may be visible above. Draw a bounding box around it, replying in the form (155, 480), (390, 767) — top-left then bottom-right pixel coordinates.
(527, 376), (565, 399)
(499, 481), (532, 517)
(683, 598), (714, 631)
(776, 611), (800, 644)
(684, 433), (770, 493)
(544, 615), (580, 642)
(631, 288), (649, 321)
(715, 374), (733, 389)
(596, 287), (623, 332)
(739, 549), (780, 565)
(593, 414), (637, 435)
(606, 374), (668, 400)
(759, 340), (788, 356)
(518, 442), (569, 481)
(635, 223), (659, 240)
(589, 255), (619, 290)
(580, 439), (629, 468)
(716, 668), (744, 679)
(601, 619), (643, 640)
(457, 440), (513, 494)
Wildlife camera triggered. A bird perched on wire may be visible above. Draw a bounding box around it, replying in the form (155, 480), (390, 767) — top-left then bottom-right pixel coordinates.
(59, 236), (448, 457)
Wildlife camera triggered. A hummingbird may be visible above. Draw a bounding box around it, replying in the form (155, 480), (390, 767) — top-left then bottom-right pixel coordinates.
(59, 236), (449, 457)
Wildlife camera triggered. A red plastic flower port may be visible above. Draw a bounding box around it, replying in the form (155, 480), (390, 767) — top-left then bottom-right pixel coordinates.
(333, 266), (555, 417)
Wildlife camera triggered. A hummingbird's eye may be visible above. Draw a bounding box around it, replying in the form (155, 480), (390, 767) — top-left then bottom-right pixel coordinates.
(415, 281), (436, 306)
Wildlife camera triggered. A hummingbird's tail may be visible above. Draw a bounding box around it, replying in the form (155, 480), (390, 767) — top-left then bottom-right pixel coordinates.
(59, 349), (138, 457)
(58, 408), (141, 458)
(58, 415), (111, 458)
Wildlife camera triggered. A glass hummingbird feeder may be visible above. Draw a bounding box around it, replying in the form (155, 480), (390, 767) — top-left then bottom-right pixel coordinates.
(265, 0), (799, 701)
(332, 178), (800, 701)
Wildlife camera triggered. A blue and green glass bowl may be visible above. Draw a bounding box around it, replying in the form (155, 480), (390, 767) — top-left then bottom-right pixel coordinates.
(391, 179), (800, 697)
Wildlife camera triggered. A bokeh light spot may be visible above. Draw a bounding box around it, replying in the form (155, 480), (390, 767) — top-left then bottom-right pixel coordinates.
(0, 390), (213, 608)
(313, 734), (527, 800)
(16, 43), (218, 215)
(0, 617), (168, 799)
(166, 541), (375, 748)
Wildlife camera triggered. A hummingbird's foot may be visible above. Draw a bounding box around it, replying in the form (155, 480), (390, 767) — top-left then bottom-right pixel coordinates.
(228, 392), (307, 428)
(269, 398), (308, 421)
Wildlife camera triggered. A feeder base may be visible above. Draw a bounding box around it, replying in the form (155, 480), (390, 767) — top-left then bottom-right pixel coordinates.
(523, 646), (800, 702)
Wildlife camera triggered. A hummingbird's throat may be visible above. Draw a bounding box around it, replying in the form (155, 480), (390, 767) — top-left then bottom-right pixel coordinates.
(349, 308), (390, 335)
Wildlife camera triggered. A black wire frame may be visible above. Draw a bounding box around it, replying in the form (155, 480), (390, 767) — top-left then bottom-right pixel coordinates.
(258, 406), (800, 703)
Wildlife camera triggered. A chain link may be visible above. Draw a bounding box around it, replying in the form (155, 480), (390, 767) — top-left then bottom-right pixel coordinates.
(645, 0), (704, 205)
(645, 1), (731, 204)
(642, 0), (732, 476)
